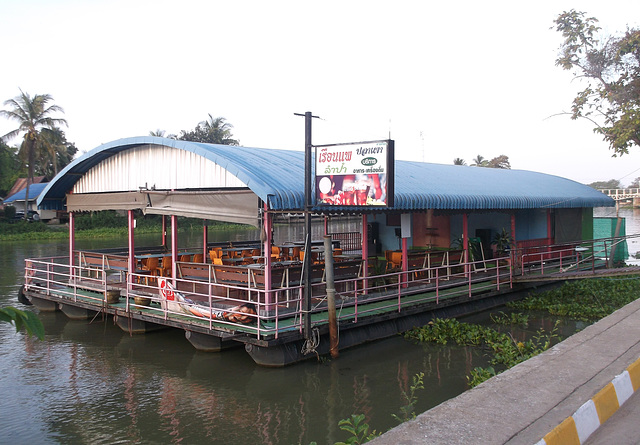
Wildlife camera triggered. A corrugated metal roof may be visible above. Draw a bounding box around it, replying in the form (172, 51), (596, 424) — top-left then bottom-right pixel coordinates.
(38, 136), (614, 212)
(5, 182), (48, 203)
(391, 161), (614, 210)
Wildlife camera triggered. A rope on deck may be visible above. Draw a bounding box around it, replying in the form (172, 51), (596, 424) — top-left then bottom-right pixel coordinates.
(301, 326), (320, 359)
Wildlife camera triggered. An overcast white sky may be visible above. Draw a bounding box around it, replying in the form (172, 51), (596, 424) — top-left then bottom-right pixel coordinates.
(1, 0), (640, 185)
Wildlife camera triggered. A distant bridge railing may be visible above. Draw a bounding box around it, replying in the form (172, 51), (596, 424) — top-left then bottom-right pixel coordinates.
(599, 188), (640, 200)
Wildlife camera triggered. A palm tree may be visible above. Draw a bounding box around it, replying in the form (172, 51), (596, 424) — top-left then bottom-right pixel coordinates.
(35, 127), (77, 178)
(0, 90), (67, 216)
(471, 155), (488, 167)
(149, 129), (166, 137)
(453, 158), (467, 165)
(179, 114), (239, 145)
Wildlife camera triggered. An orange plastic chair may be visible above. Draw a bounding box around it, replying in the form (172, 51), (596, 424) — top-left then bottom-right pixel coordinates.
(193, 253), (204, 263)
(212, 257), (223, 266)
(271, 246), (281, 261)
(158, 256), (172, 277)
(385, 251), (402, 271)
(387, 252), (403, 271)
(179, 254), (191, 262)
(140, 256), (160, 284)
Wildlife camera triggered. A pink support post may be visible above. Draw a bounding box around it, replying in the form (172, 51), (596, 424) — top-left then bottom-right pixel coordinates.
(171, 215), (178, 283)
(401, 236), (408, 288)
(511, 213), (517, 266)
(203, 223), (208, 262)
(263, 205), (272, 310)
(69, 212), (75, 276)
(546, 210), (552, 259)
(463, 213), (469, 275)
(361, 215), (368, 294)
(128, 210), (135, 286)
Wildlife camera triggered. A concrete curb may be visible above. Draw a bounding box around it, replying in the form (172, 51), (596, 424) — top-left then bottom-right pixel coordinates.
(536, 357), (640, 445)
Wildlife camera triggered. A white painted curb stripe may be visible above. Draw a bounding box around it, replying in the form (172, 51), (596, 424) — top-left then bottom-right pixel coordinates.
(537, 358), (640, 444)
(573, 399), (600, 443)
(612, 370), (634, 406)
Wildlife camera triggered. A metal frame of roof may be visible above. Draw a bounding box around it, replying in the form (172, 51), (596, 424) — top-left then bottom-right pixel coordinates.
(37, 136), (614, 213)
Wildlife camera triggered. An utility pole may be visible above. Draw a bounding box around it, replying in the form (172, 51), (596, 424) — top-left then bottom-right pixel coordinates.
(294, 111), (320, 340)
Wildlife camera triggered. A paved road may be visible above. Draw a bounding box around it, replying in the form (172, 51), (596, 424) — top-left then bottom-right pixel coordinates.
(368, 297), (640, 445)
(583, 389), (640, 445)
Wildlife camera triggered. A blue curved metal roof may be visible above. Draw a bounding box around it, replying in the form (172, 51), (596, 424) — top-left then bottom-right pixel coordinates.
(5, 182), (49, 203)
(38, 136), (614, 212)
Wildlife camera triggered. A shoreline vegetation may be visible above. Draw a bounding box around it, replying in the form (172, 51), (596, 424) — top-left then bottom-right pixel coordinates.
(0, 211), (254, 242)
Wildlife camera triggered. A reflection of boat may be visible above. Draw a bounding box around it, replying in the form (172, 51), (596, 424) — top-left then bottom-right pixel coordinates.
(62, 319), (123, 348)
(116, 331), (195, 376)
(37, 310), (70, 337)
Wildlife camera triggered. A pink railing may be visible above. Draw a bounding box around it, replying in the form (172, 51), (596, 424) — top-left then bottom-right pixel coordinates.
(22, 248), (540, 340)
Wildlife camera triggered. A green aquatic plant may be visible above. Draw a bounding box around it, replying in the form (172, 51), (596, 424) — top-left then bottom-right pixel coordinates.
(404, 318), (561, 387)
(508, 277), (640, 321)
(392, 372), (425, 424)
(335, 414), (380, 445)
(490, 311), (529, 326)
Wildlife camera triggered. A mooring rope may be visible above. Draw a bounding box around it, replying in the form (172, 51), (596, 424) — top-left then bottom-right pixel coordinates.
(301, 326), (320, 359)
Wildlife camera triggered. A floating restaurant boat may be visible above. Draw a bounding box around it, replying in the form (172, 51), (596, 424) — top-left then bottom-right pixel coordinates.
(20, 136), (621, 366)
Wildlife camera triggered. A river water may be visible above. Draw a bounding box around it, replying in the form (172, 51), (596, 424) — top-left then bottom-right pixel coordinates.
(0, 211), (635, 444)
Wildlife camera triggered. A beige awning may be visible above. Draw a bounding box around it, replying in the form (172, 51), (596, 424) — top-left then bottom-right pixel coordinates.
(66, 191), (148, 211)
(145, 190), (259, 227)
(66, 189), (260, 227)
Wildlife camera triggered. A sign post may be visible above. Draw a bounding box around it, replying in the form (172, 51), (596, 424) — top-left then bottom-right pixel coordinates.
(295, 111), (319, 341)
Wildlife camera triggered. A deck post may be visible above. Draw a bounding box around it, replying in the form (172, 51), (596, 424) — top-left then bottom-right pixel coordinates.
(203, 223), (208, 263)
(127, 210), (135, 292)
(362, 214), (368, 294)
(264, 206), (273, 310)
(324, 235), (339, 358)
(463, 213), (469, 276)
(69, 211), (75, 279)
(171, 215), (178, 284)
(511, 213), (517, 269)
(303, 111), (313, 340)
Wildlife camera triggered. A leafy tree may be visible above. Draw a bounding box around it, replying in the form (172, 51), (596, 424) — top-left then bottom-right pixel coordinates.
(453, 157), (467, 165)
(488, 155), (511, 169)
(628, 177), (640, 188)
(553, 10), (640, 156)
(0, 139), (19, 196)
(33, 127), (77, 179)
(471, 155), (489, 167)
(470, 154), (511, 168)
(588, 179), (621, 189)
(0, 306), (44, 340)
(0, 90), (67, 216)
(178, 114), (239, 145)
(149, 129), (177, 139)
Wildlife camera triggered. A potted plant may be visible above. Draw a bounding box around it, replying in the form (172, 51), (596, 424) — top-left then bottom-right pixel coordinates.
(492, 228), (513, 264)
